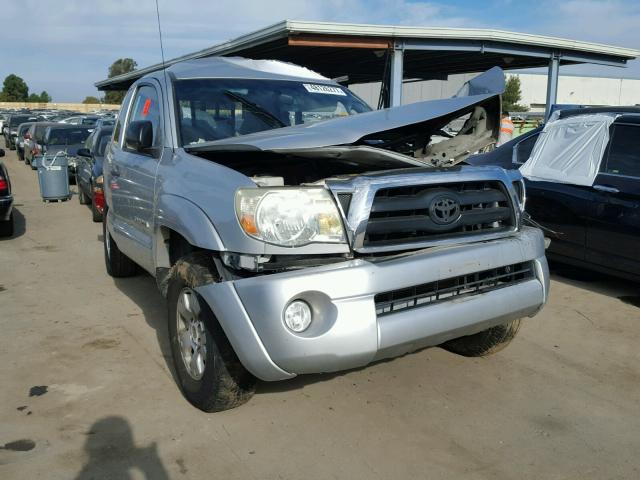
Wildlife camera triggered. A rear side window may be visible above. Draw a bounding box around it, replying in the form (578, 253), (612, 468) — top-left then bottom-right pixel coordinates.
(604, 125), (640, 178)
(96, 134), (111, 156)
(46, 128), (92, 145)
(9, 116), (30, 126)
(127, 85), (161, 147)
(34, 125), (49, 142)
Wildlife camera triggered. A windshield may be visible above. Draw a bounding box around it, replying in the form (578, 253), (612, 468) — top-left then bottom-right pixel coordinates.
(174, 78), (371, 145)
(9, 116), (31, 127)
(46, 128), (92, 145)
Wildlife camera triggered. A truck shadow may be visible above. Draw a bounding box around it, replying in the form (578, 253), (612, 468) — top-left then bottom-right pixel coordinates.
(0, 207), (26, 240)
(548, 260), (640, 307)
(111, 274), (179, 385)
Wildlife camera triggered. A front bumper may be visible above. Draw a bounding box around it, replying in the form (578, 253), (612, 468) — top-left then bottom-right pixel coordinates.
(197, 227), (549, 381)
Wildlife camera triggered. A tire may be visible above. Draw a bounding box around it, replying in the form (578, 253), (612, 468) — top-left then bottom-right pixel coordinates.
(103, 211), (137, 277)
(91, 194), (102, 222)
(77, 182), (90, 205)
(0, 213), (14, 237)
(440, 319), (521, 357)
(167, 251), (256, 412)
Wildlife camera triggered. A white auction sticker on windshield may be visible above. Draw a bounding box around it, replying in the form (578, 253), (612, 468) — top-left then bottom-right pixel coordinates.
(303, 84), (347, 96)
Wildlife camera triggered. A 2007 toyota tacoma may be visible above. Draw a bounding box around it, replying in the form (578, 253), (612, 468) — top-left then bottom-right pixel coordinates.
(102, 57), (549, 411)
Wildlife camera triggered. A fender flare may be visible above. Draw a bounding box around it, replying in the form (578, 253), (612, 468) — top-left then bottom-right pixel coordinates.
(154, 194), (226, 266)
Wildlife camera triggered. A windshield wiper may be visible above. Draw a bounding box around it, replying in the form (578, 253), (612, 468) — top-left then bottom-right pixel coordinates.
(222, 90), (285, 128)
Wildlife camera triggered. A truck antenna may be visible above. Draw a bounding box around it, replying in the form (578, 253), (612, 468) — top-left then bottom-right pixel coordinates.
(154, 0), (167, 68)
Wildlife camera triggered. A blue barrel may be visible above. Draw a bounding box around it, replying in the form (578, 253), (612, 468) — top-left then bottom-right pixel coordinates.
(38, 153), (71, 201)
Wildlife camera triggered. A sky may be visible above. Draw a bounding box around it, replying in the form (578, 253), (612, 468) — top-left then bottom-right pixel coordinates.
(2, 0), (639, 102)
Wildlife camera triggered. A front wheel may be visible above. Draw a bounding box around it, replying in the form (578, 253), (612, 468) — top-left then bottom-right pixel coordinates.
(440, 319), (521, 357)
(168, 252), (256, 412)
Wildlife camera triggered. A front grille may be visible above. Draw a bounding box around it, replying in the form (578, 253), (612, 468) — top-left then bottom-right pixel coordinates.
(364, 181), (514, 247)
(375, 261), (534, 316)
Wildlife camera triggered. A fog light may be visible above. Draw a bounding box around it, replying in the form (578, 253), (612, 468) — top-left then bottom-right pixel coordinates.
(284, 300), (312, 333)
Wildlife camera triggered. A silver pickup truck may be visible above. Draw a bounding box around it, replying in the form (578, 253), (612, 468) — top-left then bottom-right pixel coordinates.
(103, 57), (549, 411)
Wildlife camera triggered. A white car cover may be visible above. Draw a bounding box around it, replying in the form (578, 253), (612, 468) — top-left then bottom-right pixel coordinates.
(520, 114), (615, 186)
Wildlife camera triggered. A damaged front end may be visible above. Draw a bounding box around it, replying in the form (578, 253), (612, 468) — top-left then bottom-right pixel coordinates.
(184, 67), (512, 273)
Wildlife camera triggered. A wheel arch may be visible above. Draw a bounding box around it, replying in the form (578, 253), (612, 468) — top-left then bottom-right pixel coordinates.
(154, 194), (225, 267)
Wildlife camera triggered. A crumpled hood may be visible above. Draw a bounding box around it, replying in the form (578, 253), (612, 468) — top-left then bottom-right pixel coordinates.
(185, 67), (505, 154)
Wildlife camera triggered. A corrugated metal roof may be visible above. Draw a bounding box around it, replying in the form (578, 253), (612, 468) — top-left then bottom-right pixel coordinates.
(96, 20), (639, 91)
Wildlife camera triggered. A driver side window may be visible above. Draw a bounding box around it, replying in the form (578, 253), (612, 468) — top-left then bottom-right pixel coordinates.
(126, 85), (162, 150)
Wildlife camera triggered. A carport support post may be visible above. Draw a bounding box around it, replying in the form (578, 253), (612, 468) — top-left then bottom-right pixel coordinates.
(545, 53), (560, 120)
(389, 42), (404, 107)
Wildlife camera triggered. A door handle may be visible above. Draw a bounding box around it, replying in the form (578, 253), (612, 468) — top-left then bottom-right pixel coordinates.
(593, 184), (619, 194)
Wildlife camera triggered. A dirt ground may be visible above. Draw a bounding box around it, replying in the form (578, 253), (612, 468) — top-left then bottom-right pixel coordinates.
(0, 146), (639, 480)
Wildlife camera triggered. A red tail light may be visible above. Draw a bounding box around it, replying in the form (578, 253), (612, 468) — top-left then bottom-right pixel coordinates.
(0, 177), (8, 195)
(94, 190), (105, 214)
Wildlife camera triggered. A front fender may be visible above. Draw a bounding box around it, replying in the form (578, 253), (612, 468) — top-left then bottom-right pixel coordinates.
(155, 194), (225, 254)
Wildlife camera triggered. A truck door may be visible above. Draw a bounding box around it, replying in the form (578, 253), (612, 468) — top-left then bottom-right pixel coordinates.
(107, 82), (165, 273)
(586, 122), (640, 277)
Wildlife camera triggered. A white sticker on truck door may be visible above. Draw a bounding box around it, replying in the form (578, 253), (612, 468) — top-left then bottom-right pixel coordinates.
(303, 84), (347, 96)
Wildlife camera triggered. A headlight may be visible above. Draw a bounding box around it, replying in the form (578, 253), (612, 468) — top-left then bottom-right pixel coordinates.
(235, 188), (346, 247)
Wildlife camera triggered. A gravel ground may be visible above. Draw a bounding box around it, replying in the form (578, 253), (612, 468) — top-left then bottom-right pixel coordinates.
(0, 146), (639, 479)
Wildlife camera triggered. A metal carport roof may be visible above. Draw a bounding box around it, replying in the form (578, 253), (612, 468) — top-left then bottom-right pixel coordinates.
(95, 20), (639, 113)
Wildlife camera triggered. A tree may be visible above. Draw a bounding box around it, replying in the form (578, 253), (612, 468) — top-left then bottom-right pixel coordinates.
(39, 91), (52, 103)
(82, 96), (101, 104)
(502, 76), (529, 113)
(103, 58), (137, 104)
(26, 91), (52, 103)
(0, 74), (29, 102)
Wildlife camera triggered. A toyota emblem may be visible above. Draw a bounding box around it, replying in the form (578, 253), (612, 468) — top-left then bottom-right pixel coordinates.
(429, 194), (461, 225)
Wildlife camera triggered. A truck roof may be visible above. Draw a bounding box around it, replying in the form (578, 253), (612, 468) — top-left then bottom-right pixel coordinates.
(151, 56), (337, 84)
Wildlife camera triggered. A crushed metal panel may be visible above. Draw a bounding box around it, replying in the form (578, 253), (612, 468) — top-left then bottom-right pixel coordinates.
(186, 67), (504, 156)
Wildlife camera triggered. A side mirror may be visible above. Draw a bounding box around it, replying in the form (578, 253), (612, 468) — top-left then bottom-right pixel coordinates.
(124, 120), (153, 153)
(0, 149), (4, 158)
(77, 147), (91, 158)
